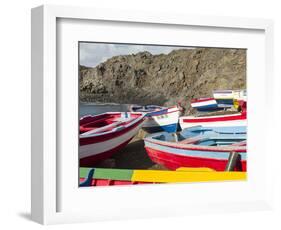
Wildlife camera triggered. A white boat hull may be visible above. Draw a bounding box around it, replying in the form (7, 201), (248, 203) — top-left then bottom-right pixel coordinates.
(142, 107), (180, 133)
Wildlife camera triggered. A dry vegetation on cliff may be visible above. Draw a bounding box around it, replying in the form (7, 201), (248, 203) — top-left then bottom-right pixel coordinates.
(80, 48), (246, 114)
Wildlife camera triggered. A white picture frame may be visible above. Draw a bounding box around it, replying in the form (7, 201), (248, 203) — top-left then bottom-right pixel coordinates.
(31, 5), (275, 225)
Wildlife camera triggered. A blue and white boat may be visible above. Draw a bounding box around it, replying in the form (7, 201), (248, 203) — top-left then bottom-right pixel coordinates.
(130, 105), (181, 133)
(213, 90), (235, 107)
(144, 125), (247, 171)
(213, 89), (247, 108)
(191, 97), (223, 112)
(233, 89), (247, 102)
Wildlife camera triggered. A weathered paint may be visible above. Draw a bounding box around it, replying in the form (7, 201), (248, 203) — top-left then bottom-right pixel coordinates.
(176, 167), (215, 172)
(79, 167), (246, 185)
(93, 168), (134, 181)
(132, 170), (246, 183)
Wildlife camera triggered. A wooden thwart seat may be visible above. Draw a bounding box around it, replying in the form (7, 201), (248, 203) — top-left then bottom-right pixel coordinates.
(178, 135), (205, 144)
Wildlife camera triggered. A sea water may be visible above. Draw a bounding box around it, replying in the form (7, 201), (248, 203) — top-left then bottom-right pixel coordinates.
(79, 103), (129, 117)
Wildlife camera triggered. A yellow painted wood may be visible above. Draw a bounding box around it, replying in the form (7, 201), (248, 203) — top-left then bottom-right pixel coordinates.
(131, 170), (246, 183)
(233, 99), (240, 109)
(176, 167), (215, 172)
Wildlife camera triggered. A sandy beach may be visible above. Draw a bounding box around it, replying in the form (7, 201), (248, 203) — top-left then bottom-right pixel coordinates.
(94, 129), (169, 170)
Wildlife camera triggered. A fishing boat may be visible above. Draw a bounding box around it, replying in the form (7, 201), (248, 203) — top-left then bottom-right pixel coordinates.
(179, 109), (246, 130)
(130, 105), (181, 133)
(213, 89), (235, 106)
(144, 126), (247, 171)
(79, 112), (146, 166)
(191, 97), (222, 112)
(233, 98), (247, 110)
(213, 89), (247, 107)
(130, 105), (164, 113)
(233, 89), (247, 101)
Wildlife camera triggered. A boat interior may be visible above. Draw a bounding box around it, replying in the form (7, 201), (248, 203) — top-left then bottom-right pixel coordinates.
(132, 105), (164, 113)
(80, 112), (141, 136)
(150, 126), (247, 147)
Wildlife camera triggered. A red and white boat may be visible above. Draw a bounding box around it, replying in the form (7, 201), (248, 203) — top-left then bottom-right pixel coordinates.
(179, 110), (247, 129)
(79, 112), (145, 166)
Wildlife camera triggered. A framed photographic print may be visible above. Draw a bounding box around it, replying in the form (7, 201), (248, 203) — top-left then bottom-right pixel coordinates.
(31, 5), (274, 224)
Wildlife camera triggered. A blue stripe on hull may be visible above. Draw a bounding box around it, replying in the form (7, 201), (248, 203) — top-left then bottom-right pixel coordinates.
(194, 104), (217, 109)
(194, 104), (223, 112)
(143, 123), (178, 133)
(147, 109), (168, 116)
(216, 99), (233, 105)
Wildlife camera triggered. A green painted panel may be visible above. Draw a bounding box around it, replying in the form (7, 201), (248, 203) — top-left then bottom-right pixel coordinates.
(93, 168), (134, 181)
(79, 167), (92, 178)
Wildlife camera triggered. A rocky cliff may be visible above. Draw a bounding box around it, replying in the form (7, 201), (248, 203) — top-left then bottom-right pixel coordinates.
(80, 48), (246, 113)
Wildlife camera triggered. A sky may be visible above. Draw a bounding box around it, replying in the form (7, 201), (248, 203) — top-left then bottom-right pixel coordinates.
(79, 42), (193, 67)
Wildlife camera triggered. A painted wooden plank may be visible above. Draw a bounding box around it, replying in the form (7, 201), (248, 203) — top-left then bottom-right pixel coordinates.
(80, 167), (246, 183)
(79, 167), (92, 178)
(176, 167), (215, 172)
(93, 168), (134, 181)
(132, 170), (246, 183)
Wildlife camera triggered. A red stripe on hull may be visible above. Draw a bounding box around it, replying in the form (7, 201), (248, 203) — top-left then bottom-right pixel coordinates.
(145, 147), (247, 172)
(80, 113), (110, 126)
(191, 97), (215, 103)
(145, 139), (246, 152)
(182, 113), (246, 123)
(80, 137), (133, 166)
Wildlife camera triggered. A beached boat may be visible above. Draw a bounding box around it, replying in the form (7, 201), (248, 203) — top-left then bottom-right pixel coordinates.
(130, 105), (181, 133)
(213, 89), (247, 107)
(213, 89), (235, 106)
(233, 98), (247, 110)
(233, 89), (247, 101)
(130, 105), (164, 114)
(79, 112), (146, 166)
(144, 126), (247, 171)
(191, 97), (222, 112)
(179, 110), (246, 130)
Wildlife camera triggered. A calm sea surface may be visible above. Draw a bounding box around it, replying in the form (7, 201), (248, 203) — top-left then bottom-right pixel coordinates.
(79, 103), (130, 117)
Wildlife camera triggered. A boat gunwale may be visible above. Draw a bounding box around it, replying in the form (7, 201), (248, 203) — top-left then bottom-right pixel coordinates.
(145, 146), (247, 162)
(80, 112), (146, 139)
(146, 107), (181, 119)
(179, 112), (246, 122)
(191, 97), (217, 103)
(144, 133), (247, 153)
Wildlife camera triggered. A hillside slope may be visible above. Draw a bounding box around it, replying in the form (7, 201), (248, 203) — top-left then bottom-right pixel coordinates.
(80, 48), (246, 113)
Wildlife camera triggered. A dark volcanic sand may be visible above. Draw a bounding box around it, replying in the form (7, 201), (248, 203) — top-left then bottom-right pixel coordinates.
(94, 130), (169, 170)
